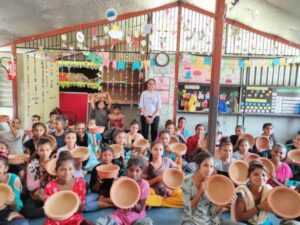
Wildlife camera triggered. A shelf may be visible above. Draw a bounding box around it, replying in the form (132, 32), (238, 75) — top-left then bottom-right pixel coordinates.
(111, 100), (138, 105)
(177, 110), (241, 115)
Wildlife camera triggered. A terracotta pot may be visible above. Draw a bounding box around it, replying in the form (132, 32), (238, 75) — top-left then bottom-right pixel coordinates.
(0, 183), (13, 210)
(287, 150), (300, 164)
(109, 144), (124, 159)
(0, 115), (9, 123)
(96, 164), (120, 179)
(228, 160), (248, 185)
(168, 143), (187, 156)
(45, 158), (58, 177)
(89, 126), (105, 134)
(70, 147), (90, 162)
(169, 136), (179, 145)
(239, 133), (255, 147)
(267, 186), (300, 219)
(256, 136), (269, 151)
(205, 174), (235, 205)
(8, 154), (29, 165)
(162, 168), (184, 189)
(110, 177), (141, 209)
(133, 138), (149, 148)
(259, 158), (274, 179)
(244, 153), (260, 164)
(44, 190), (80, 221)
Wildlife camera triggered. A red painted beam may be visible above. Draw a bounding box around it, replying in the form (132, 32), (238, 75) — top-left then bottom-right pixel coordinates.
(4, 2), (177, 47)
(173, 2), (182, 124)
(207, 0), (226, 155)
(11, 44), (18, 118)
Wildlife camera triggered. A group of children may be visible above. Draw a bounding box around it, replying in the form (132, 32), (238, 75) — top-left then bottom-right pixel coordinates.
(0, 107), (300, 225)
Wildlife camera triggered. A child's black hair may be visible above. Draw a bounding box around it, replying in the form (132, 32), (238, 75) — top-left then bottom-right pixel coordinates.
(101, 145), (114, 155)
(178, 117), (186, 123)
(55, 151), (75, 171)
(113, 129), (125, 141)
(113, 104), (121, 110)
(32, 122), (47, 133)
(235, 125), (245, 131)
(129, 119), (139, 127)
(159, 130), (170, 137)
(248, 160), (268, 177)
(193, 151), (212, 165)
(127, 156), (144, 170)
(55, 115), (66, 123)
(195, 123), (205, 130)
(37, 137), (52, 149)
(0, 155), (9, 167)
(263, 122), (273, 129)
(32, 114), (41, 121)
(165, 119), (174, 128)
(148, 141), (163, 162)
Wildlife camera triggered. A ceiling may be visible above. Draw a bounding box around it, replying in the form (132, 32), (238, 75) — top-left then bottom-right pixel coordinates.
(0, 0), (299, 48)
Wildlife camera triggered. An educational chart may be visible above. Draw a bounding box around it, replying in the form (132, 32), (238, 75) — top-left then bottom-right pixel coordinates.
(240, 87), (273, 113)
(272, 88), (300, 114)
(178, 83), (240, 113)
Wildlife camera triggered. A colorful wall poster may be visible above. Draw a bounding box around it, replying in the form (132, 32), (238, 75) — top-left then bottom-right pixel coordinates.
(272, 88), (300, 114)
(154, 76), (170, 90)
(240, 86), (273, 113)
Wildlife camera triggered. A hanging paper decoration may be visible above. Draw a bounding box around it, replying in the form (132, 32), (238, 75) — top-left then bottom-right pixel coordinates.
(103, 26), (109, 33)
(132, 61), (141, 71)
(117, 61), (126, 71)
(105, 8), (118, 21)
(126, 36), (132, 43)
(26, 54), (30, 117)
(58, 61), (100, 69)
(141, 40), (147, 47)
(143, 60), (150, 69)
(92, 27), (98, 41)
(33, 52), (38, 105)
(142, 24), (152, 36)
(59, 81), (99, 89)
(99, 38), (105, 46)
(5, 60), (16, 80)
(76, 31), (85, 43)
(111, 39), (117, 45)
(108, 25), (123, 40)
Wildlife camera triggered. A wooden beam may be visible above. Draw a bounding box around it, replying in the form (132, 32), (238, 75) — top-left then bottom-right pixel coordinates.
(11, 43), (18, 118)
(208, 0), (225, 155)
(173, 1), (182, 124)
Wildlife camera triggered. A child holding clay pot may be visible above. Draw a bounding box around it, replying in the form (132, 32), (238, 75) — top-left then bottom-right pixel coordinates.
(86, 146), (120, 211)
(125, 120), (143, 149)
(0, 155), (29, 225)
(214, 140), (236, 177)
(285, 132), (300, 181)
(24, 122), (47, 157)
(75, 122), (88, 147)
(23, 138), (53, 219)
(90, 92), (112, 129)
(143, 141), (183, 208)
(158, 130), (176, 161)
(95, 157), (153, 225)
(181, 151), (239, 225)
(233, 161), (273, 225)
(230, 125), (245, 147)
(232, 138), (250, 161)
(268, 144), (292, 187)
(43, 151), (91, 225)
(186, 124), (206, 162)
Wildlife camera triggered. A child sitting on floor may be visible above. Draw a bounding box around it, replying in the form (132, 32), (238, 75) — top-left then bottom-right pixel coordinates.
(125, 120), (143, 149)
(108, 104), (125, 130)
(50, 116), (66, 149)
(76, 122), (88, 147)
(95, 157), (152, 225)
(24, 122), (47, 157)
(86, 146), (119, 211)
(143, 142), (183, 208)
(214, 140), (236, 177)
(43, 151), (91, 225)
(0, 155), (29, 225)
(232, 138), (250, 160)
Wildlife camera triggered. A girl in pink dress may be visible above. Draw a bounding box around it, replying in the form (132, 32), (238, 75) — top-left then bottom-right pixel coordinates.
(95, 157), (152, 225)
(43, 151), (91, 225)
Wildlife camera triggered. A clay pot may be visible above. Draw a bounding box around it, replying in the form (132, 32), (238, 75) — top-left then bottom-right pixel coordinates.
(267, 186), (300, 219)
(0, 183), (13, 210)
(70, 147), (90, 162)
(287, 150), (300, 164)
(8, 154), (29, 165)
(44, 190), (80, 221)
(256, 136), (269, 151)
(239, 133), (255, 147)
(110, 177), (141, 209)
(109, 144), (124, 159)
(45, 158), (58, 177)
(228, 160), (248, 185)
(162, 168), (184, 190)
(244, 153), (260, 164)
(169, 136), (179, 145)
(259, 158), (274, 179)
(89, 126), (105, 134)
(0, 115), (9, 123)
(96, 164), (120, 179)
(168, 143), (187, 156)
(133, 138), (149, 148)
(205, 174), (235, 205)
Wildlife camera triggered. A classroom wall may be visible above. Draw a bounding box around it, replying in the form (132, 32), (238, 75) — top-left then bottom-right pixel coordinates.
(17, 53), (59, 128)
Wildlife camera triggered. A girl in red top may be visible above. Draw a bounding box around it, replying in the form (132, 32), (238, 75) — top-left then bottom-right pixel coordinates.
(186, 124), (205, 162)
(43, 151), (90, 225)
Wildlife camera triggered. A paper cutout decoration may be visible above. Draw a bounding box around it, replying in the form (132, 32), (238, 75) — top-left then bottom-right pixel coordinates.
(105, 8), (117, 21)
(143, 60), (150, 69)
(142, 24), (152, 36)
(132, 61), (141, 71)
(61, 34), (67, 41)
(103, 26), (109, 33)
(204, 57), (212, 65)
(103, 59), (110, 68)
(108, 25), (123, 40)
(76, 31), (85, 43)
(117, 61), (126, 71)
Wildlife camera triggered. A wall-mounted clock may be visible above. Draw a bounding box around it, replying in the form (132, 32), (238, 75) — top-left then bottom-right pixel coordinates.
(155, 52), (170, 67)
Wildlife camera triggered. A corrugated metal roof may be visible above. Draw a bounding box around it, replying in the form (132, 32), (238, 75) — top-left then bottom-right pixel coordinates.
(0, 0), (299, 47)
